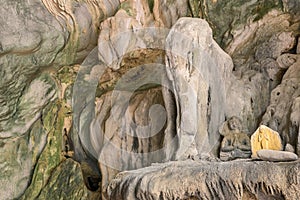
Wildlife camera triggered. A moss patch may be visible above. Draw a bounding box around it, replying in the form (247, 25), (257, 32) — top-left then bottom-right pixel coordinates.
(148, 0), (154, 13)
(199, 0), (283, 48)
(119, 1), (135, 17)
(20, 63), (78, 199)
(252, 0), (283, 21)
(19, 101), (65, 200)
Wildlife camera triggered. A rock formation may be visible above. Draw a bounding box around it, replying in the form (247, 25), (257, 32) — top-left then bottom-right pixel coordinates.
(107, 160), (300, 199)
(165, 17), (233, 159)
(0, 0), (119, 198)
(1, 0), (300, 199)
(257, 149), (298, 162)
(262, 54), (300, 149)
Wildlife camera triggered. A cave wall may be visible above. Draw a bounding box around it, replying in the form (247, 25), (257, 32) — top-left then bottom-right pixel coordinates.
(0, 0), (120, 198)
(0, 0), (300, 199)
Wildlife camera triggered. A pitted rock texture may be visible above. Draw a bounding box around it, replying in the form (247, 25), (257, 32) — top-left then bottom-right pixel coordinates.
(225, 10), (299, 134)
(261, 54), (300, 149)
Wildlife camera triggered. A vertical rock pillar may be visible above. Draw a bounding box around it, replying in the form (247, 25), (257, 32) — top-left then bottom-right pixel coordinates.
(165, 18), (233, 159)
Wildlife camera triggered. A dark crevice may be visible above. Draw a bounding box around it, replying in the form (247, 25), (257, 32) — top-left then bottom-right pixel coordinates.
(207, 86), (212, 126)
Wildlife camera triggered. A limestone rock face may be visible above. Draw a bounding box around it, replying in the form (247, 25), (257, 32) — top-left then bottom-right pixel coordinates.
(35, 159), (90, 199)
(72, 1), (173, 197)
(165, 17), (233, 159)
(283, 0), (300, 15)
(198, 0), (284, 47)
(0, 0), (65, 139)
(251, 125), (283, 158)
(0, 0), (120, 199)
(153, 0), (189, 28)
(298, 125), (300, 156)
(0, 75), (57, 199)
(257, 149), (298, 162)
(107, 160), (300, 200)
(225, 9), (298, 134)
(2, 0), (300, 199)
(261, 55), (300, 150)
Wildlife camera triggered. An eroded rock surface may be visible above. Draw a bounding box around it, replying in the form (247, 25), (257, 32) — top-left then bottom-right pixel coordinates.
(153, 0), (189, 28)
(0, 0), (119, 198)
(165, 17), (233, 158)
(107, 160), (300, 200)
(71, 2), (173, 197)
(225, 10), (299, 135)
(1, 0), (300, 199)
(257, 149), (298, 162)
(198, 0), (284, 47)
(261, 55), (300, 151)
(35, 159), (90, 200)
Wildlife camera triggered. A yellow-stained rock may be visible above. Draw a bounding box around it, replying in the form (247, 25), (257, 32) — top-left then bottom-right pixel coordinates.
(251, 125), (283, 158)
